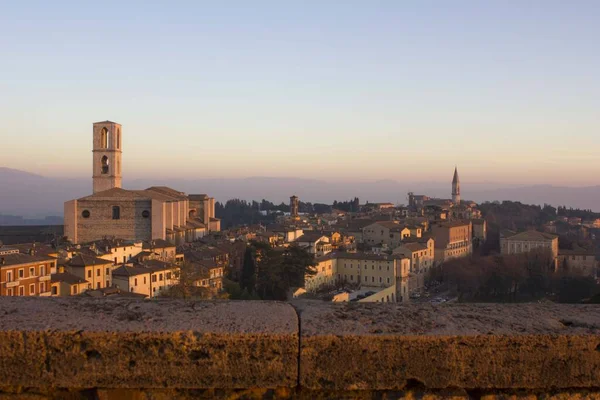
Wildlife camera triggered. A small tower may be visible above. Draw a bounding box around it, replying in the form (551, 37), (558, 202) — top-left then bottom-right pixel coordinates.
(92, 121), (122, 193)
(290, 195), (299, 219)
(452, 166), (460, 204)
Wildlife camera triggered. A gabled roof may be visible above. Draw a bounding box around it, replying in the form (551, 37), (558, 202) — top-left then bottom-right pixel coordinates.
(397, 242), (428, 252)
(145, 186), (188, 200)
(112, 265), (151, 277)
(68, 254), (113, 267)
(295, 232), (328, 243)
(142, 239), (175, 250)
(506, 230), (558, 242)
(51, 272), (87, 285)
(79, 187), (149, 201)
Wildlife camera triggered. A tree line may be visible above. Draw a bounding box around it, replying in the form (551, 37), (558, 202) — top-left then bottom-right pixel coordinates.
(429, 249), (598, 303)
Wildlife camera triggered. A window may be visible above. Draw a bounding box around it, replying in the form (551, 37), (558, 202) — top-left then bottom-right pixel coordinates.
(135, 278), (138, 286)
(372, 277), (374, 283)
(87, 270), (92, 278)
(40, 265), (45, 276)
(96, 269), (101, 277)
(152, 275), (157, 283)
(40, 282), (45, 293)
(106, 268), (110, 275)
(114, 257), (117, 265)
(29, 284), (35, 295)
(112, 206), (120, 220)
(18, 269), (24, 279)
(51, 287), (57, 295)
(73, 286), (78, 294)
(101, 155), (109, 174)
(82, 210), (90, 218)
(123, 256), (126, 263)
(364, 276), (367, 282)
(101, 127), (109, 149)
(350, 275), (354, 281)
(116, 129), (120, 149)
(159, 273), (163, 281)
(144, 277), (147, 284)
(379, 277), (382, 283)
(18, 286), (24, 296)
(6, 271), (13, 282)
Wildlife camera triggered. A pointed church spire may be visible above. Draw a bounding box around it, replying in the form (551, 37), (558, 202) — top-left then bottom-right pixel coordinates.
(452, 166), (460, 204)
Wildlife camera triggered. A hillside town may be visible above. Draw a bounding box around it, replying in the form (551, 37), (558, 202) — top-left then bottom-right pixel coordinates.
(1, 121), (599, 303)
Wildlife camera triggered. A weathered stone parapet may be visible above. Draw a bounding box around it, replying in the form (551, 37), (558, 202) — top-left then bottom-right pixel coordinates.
(1, 298), (600, 398)
(297, 301), (600, 391)
(0, 298), (298, 390)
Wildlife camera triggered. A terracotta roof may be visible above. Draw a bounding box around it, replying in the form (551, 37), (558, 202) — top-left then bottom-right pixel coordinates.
(142, 239), (174, 250)
(505, 230), (557, 242)
(295, 233), (328, 243)
(112, 265), (151, 277)
(51, 272), (86, 285)
(397, 242), (428, 252)
(68, 254), (113, 267)
(0, 252), (56, 268)
(145, 186), (188, 200)
(79, 187), (148, 201)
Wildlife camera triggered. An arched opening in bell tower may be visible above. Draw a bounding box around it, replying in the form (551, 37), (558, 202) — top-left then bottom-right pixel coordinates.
(101, 128), (110, 149)
(101, 156), (109, 174)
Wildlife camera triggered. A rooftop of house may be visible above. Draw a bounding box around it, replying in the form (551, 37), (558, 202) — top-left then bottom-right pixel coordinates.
(68, 254), (113, 268)
(0, 251), (56, 268)
(505, 230), (558, 242)
(51, 272), (87, 285)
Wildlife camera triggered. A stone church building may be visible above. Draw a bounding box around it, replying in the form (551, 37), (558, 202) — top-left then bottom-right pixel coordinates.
(64, 121), (220, 245)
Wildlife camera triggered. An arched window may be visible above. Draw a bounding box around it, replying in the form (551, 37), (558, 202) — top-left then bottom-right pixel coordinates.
(101, 156), (109, 174)
(101, 128), (110, 149)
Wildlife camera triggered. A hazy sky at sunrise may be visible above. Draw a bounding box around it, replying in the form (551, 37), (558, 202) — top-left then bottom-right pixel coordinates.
(1, 1), (599, 185)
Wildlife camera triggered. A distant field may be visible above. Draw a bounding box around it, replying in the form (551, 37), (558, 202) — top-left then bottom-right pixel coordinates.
(0, 225), (64, 245)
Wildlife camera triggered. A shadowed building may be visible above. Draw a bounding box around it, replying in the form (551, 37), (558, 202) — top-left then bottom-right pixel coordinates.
(64, 121), (219, 245)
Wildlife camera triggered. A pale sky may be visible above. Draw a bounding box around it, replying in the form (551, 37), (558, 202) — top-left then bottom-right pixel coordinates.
(1, 1), (599, 186)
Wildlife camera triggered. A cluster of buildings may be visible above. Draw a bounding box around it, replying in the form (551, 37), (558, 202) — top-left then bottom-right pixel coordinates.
(226, 168), (487, 303)
(0, 121), (235, 298)
(0, 237), (232, 298)
(500, 229), (597, 277)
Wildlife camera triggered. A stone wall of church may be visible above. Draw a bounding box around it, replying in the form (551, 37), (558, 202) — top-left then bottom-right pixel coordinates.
(76, 199), (153, 243)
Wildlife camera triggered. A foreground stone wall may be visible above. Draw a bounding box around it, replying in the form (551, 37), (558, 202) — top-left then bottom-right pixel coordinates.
(0, 298), (600, 399)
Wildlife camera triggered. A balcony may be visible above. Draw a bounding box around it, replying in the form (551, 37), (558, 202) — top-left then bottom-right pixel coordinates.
(39, 291), (52, 297)
(39, 275), (51, 282)
(5, 281), (19, 288)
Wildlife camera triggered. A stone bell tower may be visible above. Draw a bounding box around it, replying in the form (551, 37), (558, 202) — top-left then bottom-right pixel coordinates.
(92, 121), (122, 193)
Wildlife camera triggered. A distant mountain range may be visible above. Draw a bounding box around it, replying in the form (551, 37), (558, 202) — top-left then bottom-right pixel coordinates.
(1, 167), (599, 218)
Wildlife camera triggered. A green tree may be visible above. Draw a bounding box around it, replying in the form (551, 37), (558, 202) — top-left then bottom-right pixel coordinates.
(240, 247), (257, 294)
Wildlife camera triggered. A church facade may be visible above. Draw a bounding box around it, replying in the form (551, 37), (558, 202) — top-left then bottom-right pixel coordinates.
(64, 121), (220, 245)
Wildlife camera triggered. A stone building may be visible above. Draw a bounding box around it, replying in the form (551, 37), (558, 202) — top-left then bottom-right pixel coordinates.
(362, 221), (411, 249)
(558, 247), (597, 277)
(64, 121), (219, 245)
(306, 252), (411, 303)
(393, 237), (435, 292)
(0, 245), (55, 296)
(500, 230), (559, 260)
(431, 220), (473, 263)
